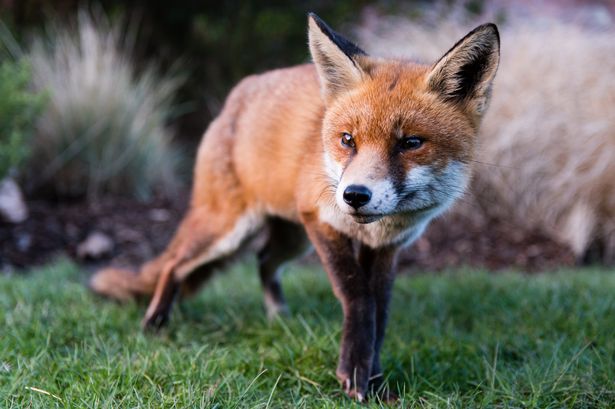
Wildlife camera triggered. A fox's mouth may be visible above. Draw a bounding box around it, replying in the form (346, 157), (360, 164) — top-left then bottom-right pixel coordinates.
(348, 203), (441, 224)
(351, 213), (384, 224)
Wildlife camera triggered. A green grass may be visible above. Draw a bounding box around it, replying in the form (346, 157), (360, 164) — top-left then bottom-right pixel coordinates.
(1, 260), (614, 408)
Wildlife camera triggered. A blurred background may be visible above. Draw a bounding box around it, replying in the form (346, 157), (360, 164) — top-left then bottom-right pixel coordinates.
(0, 0), (613, 274)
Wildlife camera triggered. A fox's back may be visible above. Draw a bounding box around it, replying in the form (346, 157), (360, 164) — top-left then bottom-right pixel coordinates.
(192, 64), (325, 219)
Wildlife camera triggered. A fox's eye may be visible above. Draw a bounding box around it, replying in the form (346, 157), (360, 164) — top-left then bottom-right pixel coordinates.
(401, 135), (424, 151)
(341, 132), (355, 149)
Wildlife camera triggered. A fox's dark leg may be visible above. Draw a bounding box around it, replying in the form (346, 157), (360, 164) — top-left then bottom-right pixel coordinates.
(141, 250), (231, 328)
(141, 206), (262, 330)
(358, 244), (398, 399)
(140, 207), (216, 330)
(142, 259), (181, 329)
(301, 215), (376, 401)
(258, 218), (310, 319)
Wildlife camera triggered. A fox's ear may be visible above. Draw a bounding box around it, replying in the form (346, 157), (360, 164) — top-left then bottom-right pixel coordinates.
(308, 13), (367, 103)
(428, 23), (500, 118)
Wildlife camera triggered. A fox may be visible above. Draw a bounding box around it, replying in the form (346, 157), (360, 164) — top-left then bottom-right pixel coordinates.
(90, 13), (500, 401)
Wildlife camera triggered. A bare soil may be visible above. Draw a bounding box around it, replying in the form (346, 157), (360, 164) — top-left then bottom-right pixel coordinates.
(0, 192), (575, 274)
(400, 210), (576, 273)
(1, 194), (188, 272)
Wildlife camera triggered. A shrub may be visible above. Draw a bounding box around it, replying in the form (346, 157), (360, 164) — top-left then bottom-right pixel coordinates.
(26, 12), (184, 200)
(0, 59), (44, 180)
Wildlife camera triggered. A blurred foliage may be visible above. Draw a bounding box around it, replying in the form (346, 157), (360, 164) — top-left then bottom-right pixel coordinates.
(0, 59), (45, 180)
(24, 13), (184, 201)
(2, 0), (371, 138)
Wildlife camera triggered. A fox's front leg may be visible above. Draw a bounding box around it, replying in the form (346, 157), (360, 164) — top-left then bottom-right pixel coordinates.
(302, 216), (376, 401)
(358, 245), (398, 399)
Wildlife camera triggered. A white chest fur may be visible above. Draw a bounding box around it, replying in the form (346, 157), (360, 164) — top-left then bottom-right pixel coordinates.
(318, 204), (439, 248)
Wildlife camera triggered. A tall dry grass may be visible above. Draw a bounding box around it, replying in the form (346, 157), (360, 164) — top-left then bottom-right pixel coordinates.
(358, 14), (615, 264)
(27, 12), (184, 200)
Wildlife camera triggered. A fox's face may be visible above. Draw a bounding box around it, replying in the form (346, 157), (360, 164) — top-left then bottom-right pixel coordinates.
(321, 65), (476, 224)
(309, 15), (499, 224)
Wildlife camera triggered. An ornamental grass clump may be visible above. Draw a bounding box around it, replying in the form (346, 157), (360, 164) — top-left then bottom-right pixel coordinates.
(27, 13), (184, 200)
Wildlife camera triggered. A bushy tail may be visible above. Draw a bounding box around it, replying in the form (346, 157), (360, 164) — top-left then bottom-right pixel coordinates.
(88, 206), (225, 301)
(89, 255), (166, 301)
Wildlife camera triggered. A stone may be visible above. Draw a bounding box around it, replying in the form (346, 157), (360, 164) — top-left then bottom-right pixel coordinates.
(77, 231), (114, 259)
(0, 177), (28, 223)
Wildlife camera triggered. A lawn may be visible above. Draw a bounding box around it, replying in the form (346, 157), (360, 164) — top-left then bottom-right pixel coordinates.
(1, 260), (614, 408)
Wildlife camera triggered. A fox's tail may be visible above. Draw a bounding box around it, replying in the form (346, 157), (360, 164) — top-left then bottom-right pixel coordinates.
(88, 206), (224, 301)
(89, 255), (165, 301)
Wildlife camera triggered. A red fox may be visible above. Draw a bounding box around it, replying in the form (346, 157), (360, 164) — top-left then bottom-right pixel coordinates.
(90, 13), (499, 401)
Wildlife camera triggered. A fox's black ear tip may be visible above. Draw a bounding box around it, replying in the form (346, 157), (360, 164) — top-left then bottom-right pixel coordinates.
(307, 12), (330, 32)
(307, 12), (320, 24)
(477, 23), (500, 42)
(486, 23), (499, 36)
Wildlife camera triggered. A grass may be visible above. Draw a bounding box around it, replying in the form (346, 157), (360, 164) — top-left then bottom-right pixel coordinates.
(1, 260), (614, 408)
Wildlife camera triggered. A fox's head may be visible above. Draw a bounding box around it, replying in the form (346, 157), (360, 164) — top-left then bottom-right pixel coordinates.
(308, 13), (499, 224)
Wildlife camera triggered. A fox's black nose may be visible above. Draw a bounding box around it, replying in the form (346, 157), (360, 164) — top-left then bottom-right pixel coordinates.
(343, 185), (372, 209)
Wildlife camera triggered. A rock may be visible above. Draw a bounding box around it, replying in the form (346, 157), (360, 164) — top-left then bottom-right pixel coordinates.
(148, 208), (171, 222)
(77, 231), (114, 260)
(115, 227), (143, 242)
(0, 177), (28, 223)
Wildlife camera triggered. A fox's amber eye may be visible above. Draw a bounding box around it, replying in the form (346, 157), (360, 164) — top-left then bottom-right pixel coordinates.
(401, 135), (424, 151)
(341, 132), (355, 149)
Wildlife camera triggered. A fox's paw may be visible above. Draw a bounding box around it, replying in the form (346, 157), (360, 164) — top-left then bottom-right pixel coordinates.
(340, 377), (367, 403)
(89, 267), (138, 302)
(337, 369), (370, 403)
(338, 372), (399, 404)
(141, 308), (169, 331)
